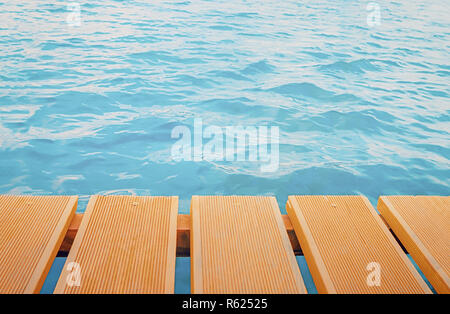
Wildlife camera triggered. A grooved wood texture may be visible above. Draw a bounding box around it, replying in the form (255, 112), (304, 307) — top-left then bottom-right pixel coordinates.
(191, 196), (306, 294)
(378, 196), (449, 293)
(54, 195), (178, 294)
(287, 195), (431, 294)
(0, 195), (77, 294)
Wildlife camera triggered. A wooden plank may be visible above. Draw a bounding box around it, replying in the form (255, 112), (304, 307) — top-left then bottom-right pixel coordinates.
(54, 195), (178, 294)
(287, 195), (431, 294)
(191, 195), (306, 294)
(58, 213), (406, 257)
(176, 214), (191, 257)
(378, 196), (449, 293)
(58, 213), (82, 255)
(58, 213), (302, 257)
(0, 195), (77, 294)
(283, 215), (302, 255)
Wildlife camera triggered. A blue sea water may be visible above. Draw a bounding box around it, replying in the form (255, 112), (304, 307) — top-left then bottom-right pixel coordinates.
(1, 1), (448, 293)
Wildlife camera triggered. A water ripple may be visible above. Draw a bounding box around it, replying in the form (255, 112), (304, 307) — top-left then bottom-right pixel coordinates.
(0, 0), (448, 210)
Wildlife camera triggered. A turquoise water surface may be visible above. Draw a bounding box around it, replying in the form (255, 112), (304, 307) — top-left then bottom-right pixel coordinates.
(1, 1), (448, 293)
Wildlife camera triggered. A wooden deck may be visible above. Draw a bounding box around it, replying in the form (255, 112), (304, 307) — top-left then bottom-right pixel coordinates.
(58, 212), (303, 257)
(378, 196), (449, 293)
(190, 196), (306, 294)
(54, 195), (178, 294)
(0, 194), (447, 294)
(0, 195), (77, 293)
(286, 195), (431, 293)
